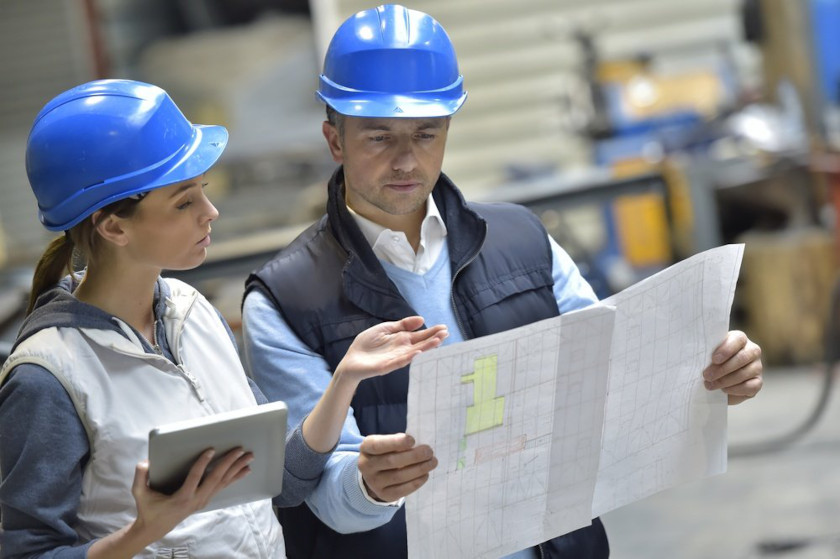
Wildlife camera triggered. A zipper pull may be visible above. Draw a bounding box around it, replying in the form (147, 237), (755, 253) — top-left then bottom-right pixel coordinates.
(177, 365), (206, 402)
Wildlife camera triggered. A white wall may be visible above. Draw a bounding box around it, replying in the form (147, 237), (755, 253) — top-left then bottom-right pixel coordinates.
(310, 0), (760, 195)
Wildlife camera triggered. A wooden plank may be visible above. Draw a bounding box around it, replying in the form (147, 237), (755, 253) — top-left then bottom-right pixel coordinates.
(738, 229), (838, 365)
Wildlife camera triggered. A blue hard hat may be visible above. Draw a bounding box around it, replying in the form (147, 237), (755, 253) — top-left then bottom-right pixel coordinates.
(25, 79), (228, 231)
(317, 4), (467, 118)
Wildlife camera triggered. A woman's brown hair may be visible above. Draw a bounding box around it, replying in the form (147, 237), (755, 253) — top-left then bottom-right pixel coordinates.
(26, 196), (144, 315)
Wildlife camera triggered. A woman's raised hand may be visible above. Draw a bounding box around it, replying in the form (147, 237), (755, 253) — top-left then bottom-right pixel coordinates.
(335, 316), (448, 382)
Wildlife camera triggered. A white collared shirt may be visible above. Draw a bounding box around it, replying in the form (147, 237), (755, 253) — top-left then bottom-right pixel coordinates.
(348, 196), (447, 275)
(346, 195), (446, 508)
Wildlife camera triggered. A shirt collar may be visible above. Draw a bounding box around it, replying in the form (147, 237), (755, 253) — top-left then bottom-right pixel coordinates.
(347, 195), (447, 250)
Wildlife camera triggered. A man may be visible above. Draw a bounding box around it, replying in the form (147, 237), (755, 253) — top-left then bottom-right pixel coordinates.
(242, 5), (763, 558)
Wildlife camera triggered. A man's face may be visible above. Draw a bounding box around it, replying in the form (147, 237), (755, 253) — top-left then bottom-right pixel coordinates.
(322, 116), (449, 229)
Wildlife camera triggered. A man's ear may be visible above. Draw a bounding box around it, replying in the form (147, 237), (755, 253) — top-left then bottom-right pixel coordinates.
(92, 211), (130, 247)
(322, 121), (344, 164)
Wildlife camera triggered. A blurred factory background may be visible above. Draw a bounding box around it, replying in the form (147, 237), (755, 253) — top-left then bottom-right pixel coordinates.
(2, 1), (840, 557)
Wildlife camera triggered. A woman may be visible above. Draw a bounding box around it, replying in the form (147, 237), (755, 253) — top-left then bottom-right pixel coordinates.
(0, 79), (446, 558)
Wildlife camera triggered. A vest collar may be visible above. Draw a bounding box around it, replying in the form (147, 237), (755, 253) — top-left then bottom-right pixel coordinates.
(429, 172), (487, 274)
(328, 167), (485, 260)
(325, 167), (487, 320)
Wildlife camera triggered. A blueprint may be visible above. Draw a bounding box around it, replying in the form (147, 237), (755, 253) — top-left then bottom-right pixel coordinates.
(405, 305), (615, 559)
(592, 243), (742, 515)
(404, 244), (744, 559)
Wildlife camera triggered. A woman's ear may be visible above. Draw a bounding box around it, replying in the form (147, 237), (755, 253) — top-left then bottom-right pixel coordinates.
(92, 211), (129, 247)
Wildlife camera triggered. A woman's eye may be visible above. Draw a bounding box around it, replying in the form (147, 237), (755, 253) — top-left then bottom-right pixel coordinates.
(177, 200), (193, 210)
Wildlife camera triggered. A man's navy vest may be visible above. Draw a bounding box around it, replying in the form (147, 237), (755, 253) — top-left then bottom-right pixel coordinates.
(246, 168), (609, 558)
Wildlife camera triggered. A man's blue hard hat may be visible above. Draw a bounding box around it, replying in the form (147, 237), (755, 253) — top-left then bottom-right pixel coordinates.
(317, 4), (467, 118)
(25, 79), (228, 231)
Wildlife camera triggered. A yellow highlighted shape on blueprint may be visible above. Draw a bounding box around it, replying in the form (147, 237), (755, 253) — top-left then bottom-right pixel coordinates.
(461, 355), (505, 434)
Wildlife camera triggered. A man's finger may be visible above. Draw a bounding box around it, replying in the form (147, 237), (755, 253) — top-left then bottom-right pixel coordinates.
(360, 433), (417, 456)
(369, 454), (438, 489)
(704, 341), (761, 382)
(721, 376), (763, 398)
(372, 470), (434, 502)
(704, 359), (762, 390)
(710, 330), (748, 365)
(361, 450), (438, 502)
(361, 443), (434, 473)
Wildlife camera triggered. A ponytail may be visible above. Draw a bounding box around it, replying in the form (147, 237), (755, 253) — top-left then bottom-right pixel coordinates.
(26, 234), (75, 315)
(25, 195), (144, 315)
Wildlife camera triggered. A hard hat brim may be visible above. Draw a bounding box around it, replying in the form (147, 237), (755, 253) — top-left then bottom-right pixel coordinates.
(318, 92), (467, 119)
(317, 73), (467, 118)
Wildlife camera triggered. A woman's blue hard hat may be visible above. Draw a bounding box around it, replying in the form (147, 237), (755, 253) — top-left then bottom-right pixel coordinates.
(25, 79), (228, 231)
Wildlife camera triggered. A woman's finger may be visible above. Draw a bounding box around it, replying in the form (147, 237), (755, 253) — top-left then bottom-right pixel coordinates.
(177, 448), (215, 494)
(218, 451), (254, 486)
(196, 448), (247, 495)
(390, 316), (425, 333)
(132, 460), (150, 498)
(408, 324), (448, 344)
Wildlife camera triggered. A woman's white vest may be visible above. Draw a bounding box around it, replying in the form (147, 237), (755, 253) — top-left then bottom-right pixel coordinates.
(0, 278), (284, 558)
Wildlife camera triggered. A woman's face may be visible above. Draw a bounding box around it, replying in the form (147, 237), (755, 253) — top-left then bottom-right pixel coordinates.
(120, 175), (219, 271)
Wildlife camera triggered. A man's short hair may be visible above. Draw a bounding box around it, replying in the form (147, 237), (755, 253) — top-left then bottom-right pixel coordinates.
(325, 105), (345, 137)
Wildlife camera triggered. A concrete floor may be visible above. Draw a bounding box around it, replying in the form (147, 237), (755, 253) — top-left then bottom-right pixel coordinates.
(602, 365), (840, 559)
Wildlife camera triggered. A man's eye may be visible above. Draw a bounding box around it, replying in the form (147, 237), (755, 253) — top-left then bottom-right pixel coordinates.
(177, 200), (193, 210)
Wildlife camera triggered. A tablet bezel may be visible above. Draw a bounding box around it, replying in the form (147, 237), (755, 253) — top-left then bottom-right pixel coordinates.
(148, 400), (287, 512)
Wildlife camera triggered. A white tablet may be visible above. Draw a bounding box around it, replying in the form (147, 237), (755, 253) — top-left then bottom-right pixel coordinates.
(148, 401), (288, 512)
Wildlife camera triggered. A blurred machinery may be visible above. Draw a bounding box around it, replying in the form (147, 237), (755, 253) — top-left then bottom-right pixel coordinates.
(0, 0), (839, 370)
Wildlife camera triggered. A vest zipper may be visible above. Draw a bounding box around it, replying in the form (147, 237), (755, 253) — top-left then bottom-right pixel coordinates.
(177, 364), (206, 402)
(166, 293), (207, 403)
(449, 221), (487, 338)
(106, 344), (207, 404)
(167, 291), (198, 365)
(151, 317), (162, 355)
